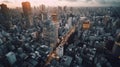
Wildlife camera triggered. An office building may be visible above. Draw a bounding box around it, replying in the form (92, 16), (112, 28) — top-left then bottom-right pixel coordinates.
(0, 3), (11, 30)
(51, 10), (59, 48)
(112, 33), (120, 59)
(40, 4), (47, 21)
(22, 2), (33, 27)
(0, 3), (9, 20)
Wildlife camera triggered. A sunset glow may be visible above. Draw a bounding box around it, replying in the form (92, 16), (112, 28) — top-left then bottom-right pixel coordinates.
(0, 0), (120, 8)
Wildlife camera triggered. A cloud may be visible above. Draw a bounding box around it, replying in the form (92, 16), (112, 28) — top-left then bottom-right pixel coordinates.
(59, 0), (78, 2)
(96, 0), (119, 3)
(86, 0), (92, 2)
(2, 0), (12, 3)
(95, 0), (120, 6)
(65, 0), (92, 2)
(63, 0), (120, 6)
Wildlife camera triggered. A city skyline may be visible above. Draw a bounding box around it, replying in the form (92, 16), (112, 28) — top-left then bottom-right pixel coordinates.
(0, 0), (120, 8)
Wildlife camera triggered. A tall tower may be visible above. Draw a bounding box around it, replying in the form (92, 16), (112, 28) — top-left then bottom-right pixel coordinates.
(0, 3), (9, 20)
(50, 8), (59, 49)
(39, 4), (47, 21)
(112, 33), (120, 59)
(0, 3), (11, 30)
(22, 2), (33, 27)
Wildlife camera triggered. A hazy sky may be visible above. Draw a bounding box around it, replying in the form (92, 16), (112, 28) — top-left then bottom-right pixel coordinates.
(0, 0), (120, 8)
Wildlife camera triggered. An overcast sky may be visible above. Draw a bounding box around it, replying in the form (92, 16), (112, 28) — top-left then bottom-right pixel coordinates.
(0, 0), (120, 8)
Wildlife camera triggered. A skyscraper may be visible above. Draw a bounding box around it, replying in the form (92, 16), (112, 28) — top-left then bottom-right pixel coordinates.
(50, 9), (59, 49)
(22, 2), (33, 27)
(40, 4), (46, 13)
(22, 2), (31, 15)
(39, 4), (47, 21)
(51, 7), (58, 23)
(0, 3), (11, 30)
(112, 33), (120, 59)
(0, 3), (9, 20)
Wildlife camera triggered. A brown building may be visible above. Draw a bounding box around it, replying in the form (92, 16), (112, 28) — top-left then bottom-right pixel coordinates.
(82, 20), (90, 30)
(22, 2), (33, 27)
(22, 2), (32, 16)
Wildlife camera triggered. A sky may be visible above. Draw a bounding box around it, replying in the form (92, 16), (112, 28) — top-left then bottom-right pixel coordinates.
(0, 0), (120, 8)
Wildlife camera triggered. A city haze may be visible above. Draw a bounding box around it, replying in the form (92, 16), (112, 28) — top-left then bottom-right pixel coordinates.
(0, 0), (120, 8)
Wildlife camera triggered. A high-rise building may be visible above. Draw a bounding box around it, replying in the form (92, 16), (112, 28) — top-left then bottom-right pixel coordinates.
(63, 6), (67, 13)
(0, 3), (9, 20)
(51, 7), (58, 23)
(58, 6), (62, 14)
(39, 7), (58, 50)
(112, 33), (120, 59)
(42, 9), (59, 49)
(56, 46), (63, 57)
(22, 2), (33, 27)
(42, 20), (56, 48)
(39, 4), (47, 21)
(22, 2), (31, 16)
(40, 4), (46, 13)
(0, 3), (11, 30)
(51, 9), (59, 46)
